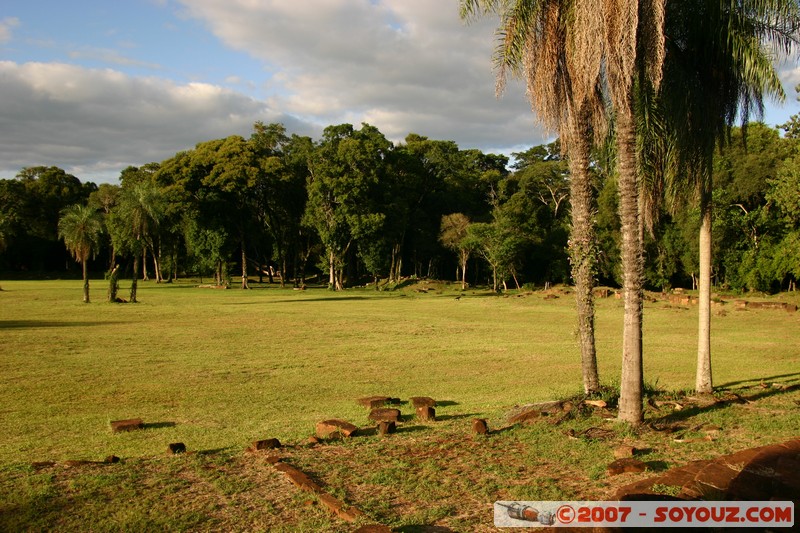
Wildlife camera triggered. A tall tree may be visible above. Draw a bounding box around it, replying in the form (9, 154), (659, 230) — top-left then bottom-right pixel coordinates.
(58, 204), (104, 303)
(88, 183), (121, 271)
(305, 124), (390, 290)
(5, 167), (96, 272)
(440, 213), (474, 289)
(462, 0), (604, 394)
(194, 136), (260, 289)
(251, 123), (312, 287)
(658, 0), (800, 394)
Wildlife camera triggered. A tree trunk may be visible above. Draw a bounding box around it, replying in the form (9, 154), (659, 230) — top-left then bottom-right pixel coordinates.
(142, 249), (149, 281)
(82, 258), (90, 304)
(460, 251), (468, 290)
(241, 237), (249, 289)
(171, 250), (178, 281)
(696, 191), (713, 393)
(152, 245), (162, 283)
(108, 244), (116, 272)
(329, 250), (336, 290)
(108, 264), (119, 302)
(130, 254), (140, 303)
(566, 111), (600, 394)
(616, 110), (644, 425)
(390, 245), (398, 283)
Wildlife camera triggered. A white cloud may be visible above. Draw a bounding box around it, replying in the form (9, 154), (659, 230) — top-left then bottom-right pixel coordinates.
(0, 61), (315, 182)
(0, 2), (550, 183)
(67, 47), (163, 70)
(176, 0), (547, 149)
(0, 17), (20, 43)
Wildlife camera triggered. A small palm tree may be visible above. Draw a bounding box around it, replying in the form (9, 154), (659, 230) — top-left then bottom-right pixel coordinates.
(109, 181), (165, 303)
(58, 204), (104, 303)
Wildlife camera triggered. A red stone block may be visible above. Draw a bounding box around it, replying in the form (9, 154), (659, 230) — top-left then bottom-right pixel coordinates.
(472, 418), (489, 435)
(416, 406), (436, 421)
(368, 408), (401, 423)
(316, 419), (358, 439)
(110, 418), (143, 433)
(410, 396), (436, 408)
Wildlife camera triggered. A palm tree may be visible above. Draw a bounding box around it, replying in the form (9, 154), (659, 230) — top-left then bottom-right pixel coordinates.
(657, 0), (800, 394)
(461, 1), (667, 411)
(109, 181), (164, 303)
(461, 0), (608, 394)
(58, 204), (104, 303)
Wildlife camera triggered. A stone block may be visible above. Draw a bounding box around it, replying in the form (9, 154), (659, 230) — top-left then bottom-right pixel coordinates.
(416, 406), (435, 421)
(368, 408), (401, 423)
(249, 438), (282, 451)
(410, 396), (436, 408)
(110, 418), (143, 433)
(377, 420), (396, 436)
(168, 442), (186, 454)
(614, 445), (637, 459)
(357, 396), (395, 409)
(472, 418), (489, 435)
(607, 458), (647, 476)
(316, 419), (359, 439)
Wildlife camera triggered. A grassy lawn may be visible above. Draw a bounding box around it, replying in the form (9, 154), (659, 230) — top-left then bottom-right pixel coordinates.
(1, 279), (798, 531)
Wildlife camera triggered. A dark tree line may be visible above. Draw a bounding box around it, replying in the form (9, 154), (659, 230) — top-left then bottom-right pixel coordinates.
(1, 120), (798, 295)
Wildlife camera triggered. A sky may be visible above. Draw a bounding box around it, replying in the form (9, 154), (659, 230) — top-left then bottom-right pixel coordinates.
(2, 1), (800, 184)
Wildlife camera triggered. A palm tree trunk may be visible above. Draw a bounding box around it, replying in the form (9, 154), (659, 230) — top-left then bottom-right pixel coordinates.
(567, 112), (600, 394)
(696, 190), (713, 393)
(82, 258), (90, 304)
(616, 110), (645, 425)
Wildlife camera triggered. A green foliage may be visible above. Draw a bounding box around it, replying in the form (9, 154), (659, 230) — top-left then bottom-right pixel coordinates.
(57, 204), (104, 265)
(304, 123), (391, 289)
(4, 117), (800, 292)
(107, 180), (165, 257)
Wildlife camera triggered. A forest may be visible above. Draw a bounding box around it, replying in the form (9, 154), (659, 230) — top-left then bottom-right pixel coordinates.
(0, 119), (798, 296)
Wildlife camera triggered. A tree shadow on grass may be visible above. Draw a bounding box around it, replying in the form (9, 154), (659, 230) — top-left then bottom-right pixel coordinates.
(717, 372), (800, 388)
(395, 425), (430, 434)
(196, 448), (232, 455)
(435, 413), (480, 422)
(0, 320), (124, 329)
(643, 460), (671, 473)
(648, 383), (800, 426)
(142, 422), (176, 430)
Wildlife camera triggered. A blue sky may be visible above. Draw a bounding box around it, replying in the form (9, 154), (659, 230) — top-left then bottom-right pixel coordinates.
(2, 1), (799, 183)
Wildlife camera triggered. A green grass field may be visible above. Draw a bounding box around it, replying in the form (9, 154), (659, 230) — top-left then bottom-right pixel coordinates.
(1, 279), (798, 530)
